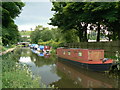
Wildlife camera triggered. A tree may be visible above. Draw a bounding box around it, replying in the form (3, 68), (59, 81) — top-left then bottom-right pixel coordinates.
(49, 2), (88, 42)
(83, 2), (120, 41)
(50, 2), (120, 42)
(2, 2), (25, 45)
(31, 26), (54, 43)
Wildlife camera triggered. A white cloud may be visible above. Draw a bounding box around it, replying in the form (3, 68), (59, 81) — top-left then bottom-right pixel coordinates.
(14, 2), (55, 31)
(18, 24), (35, 31)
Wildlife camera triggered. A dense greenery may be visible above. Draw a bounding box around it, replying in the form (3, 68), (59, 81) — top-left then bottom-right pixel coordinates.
(20, 31), (32, 36)
(30, 25), (79, 47)
(2, 51), (40, 88)
(2, 2), (25, 45)
(19, 31), (31, 42)
(49, 2), (120, 42)
(2, 48), (56, 88)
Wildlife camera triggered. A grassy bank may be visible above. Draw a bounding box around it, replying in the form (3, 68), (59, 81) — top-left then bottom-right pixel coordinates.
(1, 45), (16, 52)
(2, 52), (40, 88)
(2, 50), (54, 88)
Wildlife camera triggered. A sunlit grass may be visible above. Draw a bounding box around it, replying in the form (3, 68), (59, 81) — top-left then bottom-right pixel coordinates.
(2, 51), (52, 88)
(2, 48), (56, 88)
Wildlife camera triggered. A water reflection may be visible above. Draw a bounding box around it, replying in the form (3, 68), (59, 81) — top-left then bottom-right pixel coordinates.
(19, 57), (35, 66)
(19, 48), (60, 85)
(52, 60), (119, 88)
(16, 48), (119, 88)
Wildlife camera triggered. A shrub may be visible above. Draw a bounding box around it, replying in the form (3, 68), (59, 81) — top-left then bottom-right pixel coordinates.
(2, 53), (40, 88)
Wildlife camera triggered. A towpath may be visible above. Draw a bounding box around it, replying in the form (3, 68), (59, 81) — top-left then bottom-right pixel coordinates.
(0, 47), (16, 56)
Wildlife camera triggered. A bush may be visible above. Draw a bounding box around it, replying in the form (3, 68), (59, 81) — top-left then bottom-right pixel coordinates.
(2, 53), (40, 88)
(38, 40), (62, 49)
(2, 51), (55, 88)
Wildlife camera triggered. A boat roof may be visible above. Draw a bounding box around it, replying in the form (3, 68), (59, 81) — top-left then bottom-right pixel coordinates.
(57, 47), (103, 50)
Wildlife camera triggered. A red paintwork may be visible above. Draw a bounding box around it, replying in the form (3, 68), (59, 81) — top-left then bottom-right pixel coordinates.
(56, 48), (113, 64)
(44, 53), (50, 58)
(44, 46), (51, 50)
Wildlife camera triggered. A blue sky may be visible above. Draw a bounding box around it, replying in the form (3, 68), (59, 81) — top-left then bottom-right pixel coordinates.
(14, 1), (55, 31)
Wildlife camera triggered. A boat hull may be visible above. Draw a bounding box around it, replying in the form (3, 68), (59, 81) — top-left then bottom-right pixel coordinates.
(58, 57), (112, 72)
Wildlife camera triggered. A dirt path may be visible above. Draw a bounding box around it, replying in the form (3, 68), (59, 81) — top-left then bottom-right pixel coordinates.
(0, 47), (16, 56)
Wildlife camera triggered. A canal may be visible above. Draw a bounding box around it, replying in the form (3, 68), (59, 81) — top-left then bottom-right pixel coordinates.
(4, 47), (120, 88)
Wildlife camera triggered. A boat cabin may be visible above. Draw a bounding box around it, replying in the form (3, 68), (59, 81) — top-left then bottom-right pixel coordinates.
(44, 46), (51, 51)
(57, 48), (104, 62)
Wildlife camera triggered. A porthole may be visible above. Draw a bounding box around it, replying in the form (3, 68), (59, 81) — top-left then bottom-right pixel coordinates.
(68, 51), (71, 55)
(63, 51), (65, 55)
(78, 51), (82, 56)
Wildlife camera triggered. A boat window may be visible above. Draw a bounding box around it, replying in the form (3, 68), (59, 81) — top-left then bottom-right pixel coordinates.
(78, 51), (82, 56)
(63, 51), (65, 55)
(68, 51), (71, 55)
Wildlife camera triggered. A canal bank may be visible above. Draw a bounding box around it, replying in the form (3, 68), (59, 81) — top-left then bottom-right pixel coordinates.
(2, 47), (54, 88)
(0, 47), (16, 56)
(2, 47), (119, 88)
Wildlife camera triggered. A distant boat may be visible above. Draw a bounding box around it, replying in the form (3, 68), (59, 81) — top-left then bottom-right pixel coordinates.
(44, 46), (51, 51)
(56, 48), (114, 71)
(30, 44), (51, 58)
(39, 45), (44, 50)
(38, 52), (44, 56)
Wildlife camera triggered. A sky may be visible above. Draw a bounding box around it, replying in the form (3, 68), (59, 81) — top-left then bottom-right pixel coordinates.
(14, 1), (55, 31)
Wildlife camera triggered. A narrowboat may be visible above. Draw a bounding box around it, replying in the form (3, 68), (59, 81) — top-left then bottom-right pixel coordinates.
(38, 52), (44, 56)
(56, 48), (113, 71)
(37, 52), (50, 58)
(38, 45), (44, 52)
(44, 46), (51, 52)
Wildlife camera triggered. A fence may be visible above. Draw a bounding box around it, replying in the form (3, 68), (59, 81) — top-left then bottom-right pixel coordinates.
(64, 41), (120, 58)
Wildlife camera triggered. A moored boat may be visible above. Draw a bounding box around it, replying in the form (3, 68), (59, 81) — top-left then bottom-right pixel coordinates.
(44, 46), (52, 52)
(56, 48), (114, 71)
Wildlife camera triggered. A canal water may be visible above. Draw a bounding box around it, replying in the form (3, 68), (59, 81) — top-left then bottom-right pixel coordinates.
(10, 48), (120, 88)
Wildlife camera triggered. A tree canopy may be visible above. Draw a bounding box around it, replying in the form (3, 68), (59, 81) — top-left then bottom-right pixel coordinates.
(2, 2), (25, 45)
(49, 2), (120, 42)
(30, 25), (79, 45)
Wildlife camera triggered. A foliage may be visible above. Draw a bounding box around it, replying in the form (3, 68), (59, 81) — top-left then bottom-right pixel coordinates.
(50, 2), (120, 42)
(2, 65), (40, 88)
(2, 2), (25, 45)
(31, 25), (43, 43)
(49, 2), (88, 42)
(38, 39), (62, 49)
(2, 2), (25, 27)
(19, 31), (32, 42)
(62, 29), (79, 43)
(2, 52), (40, 88)
(19, 31), (32, 36)
(0, 26), (2, 37)
(0, 37), (1, 44)
(31, 25), (79, 45)
(1, 44), (16, 52)
(2, 24), (20, 45)
(19, 37), (31, 42)
(31, 25), (57, 43)
(2, 48), (56, 88)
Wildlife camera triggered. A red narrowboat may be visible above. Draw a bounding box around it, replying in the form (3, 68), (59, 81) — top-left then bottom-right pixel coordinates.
(56, 48), (113, 71)
(44, 46), (51, 51)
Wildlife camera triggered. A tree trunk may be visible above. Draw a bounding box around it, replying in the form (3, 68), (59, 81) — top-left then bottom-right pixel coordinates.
(76, 24), (84, 42)
(118, 28), (120, 40)
(78, 29), (83, 42)
(112, 29), (116, 41)
(97, 23), (100, 42)
(84, 23), (88, 42)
